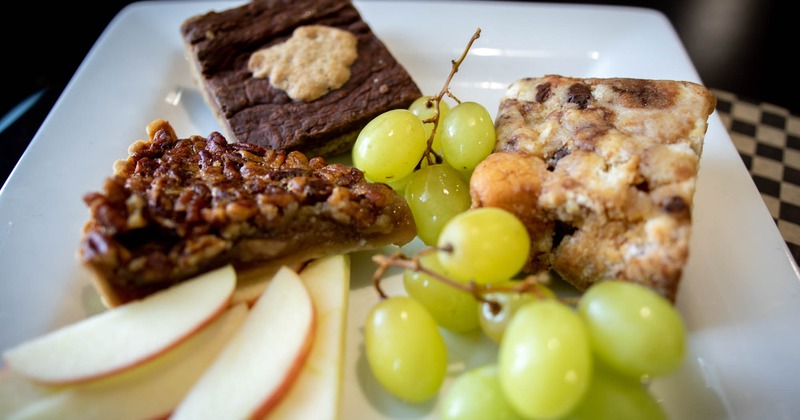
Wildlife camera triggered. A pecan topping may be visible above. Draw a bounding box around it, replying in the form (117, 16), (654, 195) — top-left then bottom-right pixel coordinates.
(79, 120), (415, 303)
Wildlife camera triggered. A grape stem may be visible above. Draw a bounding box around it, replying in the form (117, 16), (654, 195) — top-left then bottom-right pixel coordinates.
(371, 248), (556, 306)
(369, 28), (567, 307)
(421, 27), (482, 166)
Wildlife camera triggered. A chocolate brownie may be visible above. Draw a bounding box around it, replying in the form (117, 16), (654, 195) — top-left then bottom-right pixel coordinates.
(471, 75), (717, 302)
(180, 0), (423, 158)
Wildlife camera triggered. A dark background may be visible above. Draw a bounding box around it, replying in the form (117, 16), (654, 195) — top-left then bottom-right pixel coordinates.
(0, 0), (794, 188)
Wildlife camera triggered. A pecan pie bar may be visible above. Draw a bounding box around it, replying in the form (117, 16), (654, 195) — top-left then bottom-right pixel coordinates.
(180, 0), (422, 158)
(470, 75), (717, 301)
(79, 120), (416, 307)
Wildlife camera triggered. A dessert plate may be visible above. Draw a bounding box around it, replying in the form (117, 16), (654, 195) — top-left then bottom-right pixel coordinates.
(1, 1), (798, 419)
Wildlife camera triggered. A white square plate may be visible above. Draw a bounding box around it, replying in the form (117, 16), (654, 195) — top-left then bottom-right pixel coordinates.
(1, 1), (798, 419)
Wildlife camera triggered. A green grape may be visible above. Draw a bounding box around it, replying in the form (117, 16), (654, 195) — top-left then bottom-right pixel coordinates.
(352, 109), (427, 184)
(386, 170), (414, 194)
(403, 253), (479, 333)
(563, 358), (668, 420)
(364, 296), (447, 403)
(404, 163), (471, 246)
(440, 364), (524, 420)
(443, 153), (474, 183)
(478, 282), (556, 343)
(498, 299), (592, 419)
(440, 101), (496, 172)
(578, 280), (686, 379)
(437, 207), (530, 285)
(389, 153), (439, 194)
(409, 95), (451, 156)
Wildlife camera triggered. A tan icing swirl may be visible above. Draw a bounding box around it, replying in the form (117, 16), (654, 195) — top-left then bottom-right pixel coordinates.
(248, 25), (358, 102)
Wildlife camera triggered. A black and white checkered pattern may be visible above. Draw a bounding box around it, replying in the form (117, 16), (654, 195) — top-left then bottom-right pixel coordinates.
(713, 89), (800, 263)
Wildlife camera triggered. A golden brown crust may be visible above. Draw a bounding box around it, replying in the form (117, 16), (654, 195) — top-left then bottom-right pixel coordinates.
(469, 152), (554, 272)
(79, 120), (416, 307)
(472, 75), (717, 301)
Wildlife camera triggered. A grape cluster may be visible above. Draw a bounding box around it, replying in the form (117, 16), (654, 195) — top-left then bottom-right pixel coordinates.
(366, 213), (686, 418)
(352, 28), (686, 419)
(352, 95), (493, 246)
(352, 28), (491, 248)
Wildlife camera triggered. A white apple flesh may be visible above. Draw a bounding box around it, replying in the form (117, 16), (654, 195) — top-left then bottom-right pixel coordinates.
(2, 265), (236, 385)
(4, 304), (248, 420)
(231, 261), (304, 306)
(267, 254), (351, 419)
(0, 369), (55, 418)
(171, 265), (316, 420)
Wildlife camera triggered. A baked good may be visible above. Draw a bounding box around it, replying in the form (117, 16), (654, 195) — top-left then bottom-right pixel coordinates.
(471, 75), (717, 301)
(78, 120), (416, 307)
(179, 0), (423, 158)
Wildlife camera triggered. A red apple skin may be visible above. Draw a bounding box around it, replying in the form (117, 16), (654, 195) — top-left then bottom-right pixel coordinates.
(56, 299), (233, 386)
(265, 254), (350, 420)
(251, 315), (317, 419)
(170, 266), (317, 420)
(2, 303), (249, 420)
(3, 266), (237, 386)
(160, 310), (315, 420)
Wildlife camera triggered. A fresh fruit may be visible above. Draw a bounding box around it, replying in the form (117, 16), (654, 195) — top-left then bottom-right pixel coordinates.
(2, 265), (236, 385)
(267, 255), (350, 420)
(357, 28), (690, 418)
(352, 108), (427, 184)
(478, 282), (556, 343)
(385, 169), (415, 194)
(498, 299), (592, 419)
(578, 280), (686, 379)
(408, 95), (451, 156)
(437, 207), (530, 284)
(439, 364), (523, 420)
(364, 296), (447, 403)
(171, 266), (316, 420)
(404, 163), (471, 246)
(2, 257), (351, 420)
(440, 101), (496, 172)
(4, 304), (248, 420)
(563, 357), (667, 420)
(402, 253), (479, 333)
(230, 264), (299, 306)
(0, 368), (55, 417)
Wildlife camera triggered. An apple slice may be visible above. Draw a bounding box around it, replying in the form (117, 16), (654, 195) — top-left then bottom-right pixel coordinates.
(0, 368), (56, 418)
(4, 304), (248, 420)
(267, 254), (351, 419)
(171, 265), (316, 420)
(231, 261), (305, 307)
(2, 265), (236, 385)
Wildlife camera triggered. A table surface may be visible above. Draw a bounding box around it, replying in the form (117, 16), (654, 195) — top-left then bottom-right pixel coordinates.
(713, 90), (800, 264)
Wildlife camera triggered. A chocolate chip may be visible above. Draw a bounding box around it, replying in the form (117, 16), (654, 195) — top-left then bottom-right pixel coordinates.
(635, 181), (650, 193)
(535, 82), (552, 103)
(567, 83), (592, 109)
(663, 196), (688, 214)
(552, 220), (578, 248)
(546, 147), (571, 171)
